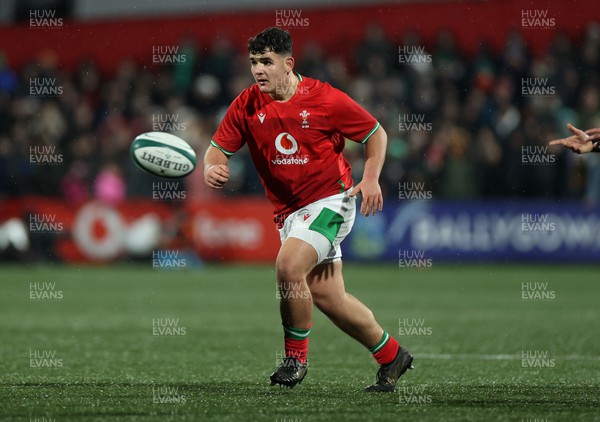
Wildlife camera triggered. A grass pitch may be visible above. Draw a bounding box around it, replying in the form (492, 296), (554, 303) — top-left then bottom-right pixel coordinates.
(0, 264), (599, 421)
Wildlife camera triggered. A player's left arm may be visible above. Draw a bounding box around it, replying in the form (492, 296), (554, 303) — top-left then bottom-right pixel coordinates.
(350, 125), (387, 217)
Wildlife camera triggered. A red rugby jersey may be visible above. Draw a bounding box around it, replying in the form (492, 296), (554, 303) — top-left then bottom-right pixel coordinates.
(211, 73), (379, 222)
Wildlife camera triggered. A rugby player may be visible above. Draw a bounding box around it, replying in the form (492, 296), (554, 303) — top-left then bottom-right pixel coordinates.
(204, 27), (412, 391)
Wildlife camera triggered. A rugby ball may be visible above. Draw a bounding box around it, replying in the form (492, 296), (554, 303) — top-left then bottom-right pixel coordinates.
(130, 132), (196, 178)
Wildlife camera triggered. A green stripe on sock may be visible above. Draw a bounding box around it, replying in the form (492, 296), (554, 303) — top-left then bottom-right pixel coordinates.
(283, 325), (311, 340)
(369, 331), (390, 354)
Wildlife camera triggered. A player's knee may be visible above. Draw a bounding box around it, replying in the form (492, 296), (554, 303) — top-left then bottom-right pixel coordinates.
(276, 254), (306, 283)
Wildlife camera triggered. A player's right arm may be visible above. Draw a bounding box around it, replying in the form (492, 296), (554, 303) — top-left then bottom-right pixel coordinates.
(203, 93), (247, 189)
(204, 147), (230, 189)
(548, 123), (600, 154)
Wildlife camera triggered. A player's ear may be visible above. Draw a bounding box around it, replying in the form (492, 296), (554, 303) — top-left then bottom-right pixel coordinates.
(285, 56), (295, 73)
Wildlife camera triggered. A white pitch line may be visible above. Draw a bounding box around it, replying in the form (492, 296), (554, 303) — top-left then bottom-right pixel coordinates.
(418, 353), (600, 361)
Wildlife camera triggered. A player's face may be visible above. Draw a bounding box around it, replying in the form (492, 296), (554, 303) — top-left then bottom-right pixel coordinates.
(249, 50), (291, 94)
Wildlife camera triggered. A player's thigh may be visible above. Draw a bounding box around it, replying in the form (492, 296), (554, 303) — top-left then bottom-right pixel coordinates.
(276, 237), (318, 280)
(306, 260), (346, 307)
(279, 190), (356, 266)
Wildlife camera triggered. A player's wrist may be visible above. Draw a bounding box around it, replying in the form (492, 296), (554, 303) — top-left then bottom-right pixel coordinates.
(362, 162), (383, 182)
(361, 174), (380, 184)
(204, 164), (219, 177)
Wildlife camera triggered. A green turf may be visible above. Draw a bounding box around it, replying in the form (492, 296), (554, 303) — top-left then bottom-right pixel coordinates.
(0, 264), (599, 421)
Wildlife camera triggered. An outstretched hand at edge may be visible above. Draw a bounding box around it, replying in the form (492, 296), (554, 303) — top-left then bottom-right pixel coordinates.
(548, 123), (600, 154)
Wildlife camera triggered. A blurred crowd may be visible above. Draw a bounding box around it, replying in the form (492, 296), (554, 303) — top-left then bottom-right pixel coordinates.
(1, 22), (600, 206)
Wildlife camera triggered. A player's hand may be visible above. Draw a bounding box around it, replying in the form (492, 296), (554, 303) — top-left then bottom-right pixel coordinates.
(548, 123), (600, 154)
(204, 164), (230, 189)
(350, 179), (383, 217)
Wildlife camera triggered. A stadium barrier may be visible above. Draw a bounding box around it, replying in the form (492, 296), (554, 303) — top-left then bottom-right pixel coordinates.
(0, 197), (280, 263)
(344, 201), (600, 263)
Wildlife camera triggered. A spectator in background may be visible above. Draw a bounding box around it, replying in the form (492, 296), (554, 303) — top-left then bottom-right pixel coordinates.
(435, 126), (480, 198)
(0, 52), (17, 95)
(473, 127), (503, 197)
(432, 30), (465, 84)
(60, 160), (91, 206)
(355, 23), (395, 76)
(174, 37), (198, 96)
(94, 162), (126, 206)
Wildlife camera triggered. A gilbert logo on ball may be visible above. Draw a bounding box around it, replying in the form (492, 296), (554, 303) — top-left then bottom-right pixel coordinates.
(130, 132), (196, 178)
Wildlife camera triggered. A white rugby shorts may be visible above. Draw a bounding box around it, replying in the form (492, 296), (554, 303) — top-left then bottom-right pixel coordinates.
(278, 189), (356, 264)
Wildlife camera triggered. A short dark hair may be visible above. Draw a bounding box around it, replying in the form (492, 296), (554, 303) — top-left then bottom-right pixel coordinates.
(247, 27), (292, 56)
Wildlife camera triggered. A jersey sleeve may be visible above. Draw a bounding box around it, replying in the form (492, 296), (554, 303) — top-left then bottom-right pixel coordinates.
(327, 86), (380, 144)
(211, 96), (246, 156)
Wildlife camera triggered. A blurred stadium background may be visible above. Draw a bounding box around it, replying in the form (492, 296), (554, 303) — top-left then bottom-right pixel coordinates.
(2, 1), (600, 421)
(0, 0), (598, 265)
